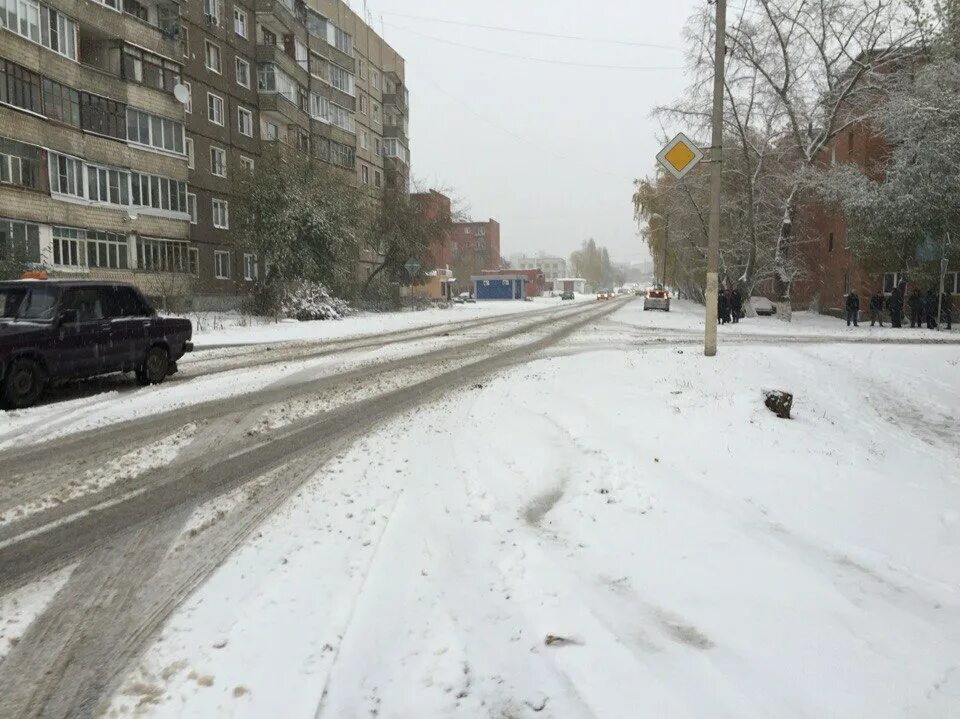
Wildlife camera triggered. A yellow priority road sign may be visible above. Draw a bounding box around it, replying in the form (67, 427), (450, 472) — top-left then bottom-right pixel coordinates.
(656, 132), (704, 179)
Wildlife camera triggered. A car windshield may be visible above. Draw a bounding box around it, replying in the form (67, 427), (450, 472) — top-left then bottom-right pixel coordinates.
(0, 285), (60, 321)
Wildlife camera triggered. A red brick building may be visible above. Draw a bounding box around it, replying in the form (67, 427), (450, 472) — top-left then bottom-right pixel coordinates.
(452, 219), (501, 269)
(411, 189), (453, 270)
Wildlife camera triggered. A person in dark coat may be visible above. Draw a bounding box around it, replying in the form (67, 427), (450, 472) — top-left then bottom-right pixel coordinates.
(941, 290), (953, 330)
(908, 288), (923, 328)
(718, 290), (730, 324)
(730, 289), (743, 323)
(924, 289), (939, 329)
(869, 291), (885, 327)
(845, 291), (860, 326)
(889, 284), (904, 328)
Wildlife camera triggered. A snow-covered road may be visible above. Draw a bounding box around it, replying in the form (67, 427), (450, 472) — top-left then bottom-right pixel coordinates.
(85, 300), (960, 718)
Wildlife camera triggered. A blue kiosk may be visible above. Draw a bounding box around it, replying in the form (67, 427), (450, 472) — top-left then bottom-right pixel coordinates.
(471, 274), (528, 301)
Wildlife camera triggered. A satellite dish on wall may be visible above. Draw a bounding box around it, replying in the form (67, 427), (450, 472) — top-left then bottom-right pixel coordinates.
(173, 83), (190, 105)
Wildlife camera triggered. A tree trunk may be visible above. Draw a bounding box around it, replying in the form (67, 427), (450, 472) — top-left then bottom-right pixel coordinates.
(774, 205), (794, 322)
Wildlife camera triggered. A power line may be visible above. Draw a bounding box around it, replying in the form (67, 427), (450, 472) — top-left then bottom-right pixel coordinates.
(384, 22), (683, 71)
(380, 11), (682, 50)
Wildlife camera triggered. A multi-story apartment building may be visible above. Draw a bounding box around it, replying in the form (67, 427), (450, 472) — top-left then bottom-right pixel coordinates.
(451, 219), (500, 270)
(512, 255), (566, 285)
(0, 0), (408, 308)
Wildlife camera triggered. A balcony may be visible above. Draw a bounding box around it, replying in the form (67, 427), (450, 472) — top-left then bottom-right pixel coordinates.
(255, 0), (307, 40)
(258, 92), (308, 129)
(60, 0), (181, 58)
(255, 43), (308, 83)
(382, 71), (408, 113)
(383, 123), (408, 148)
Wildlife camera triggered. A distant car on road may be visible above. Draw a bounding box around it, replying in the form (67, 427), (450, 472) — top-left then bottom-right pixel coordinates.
(644, 288), (671, 312)
(0, 280), (193, 409)
(596, 289), (614, 300)
(561, 291), (575, 300)
(751, 296), (776, 316)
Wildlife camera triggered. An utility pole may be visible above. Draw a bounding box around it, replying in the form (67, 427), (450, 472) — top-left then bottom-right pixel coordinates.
(704, 0), (726, 356)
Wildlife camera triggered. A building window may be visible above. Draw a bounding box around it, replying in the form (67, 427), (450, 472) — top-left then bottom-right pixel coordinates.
(329, 141), (354, 169)
(202, 0), (220, 26)
(243, 253), (257, 281)
(296, 129), (309, 153)
(209, 146), (226, 177)
(121, 45), (181, 93)
(186, 192), (196, 224)
(42, 78), (80, 127)
(374, 138), (381, 156)
(179, 24), (189, 58)
(360, 164), (369, 184)
(52, 226), (85, 268)
(372, 102), (380, 125)
(214, 249), (230, 278)
(48, 151), (84, 198)
(370, 68), (380, 91)
(305, 7), (325, 37)
(882, 272), (904, 294)
(80, 92), (126, 139)
(207, 92), (224, 125)
(0, 137), (42, 190)
(310, 92), (329, 122)
(329, 103), (354, 133)
(237, 106), (253, 136)
(233, 6), (247, 37)
(205, 40), (222, 74)
(185, 137), (194, 168)
(239, 155), (254, 172)
(138, 237), (193, 272)
(263, 121), (279, 140)
(359, 129), (368, 150)
(130, 172), (188, 213)
(85, 230), (128, 269)
(189, 247), (199, 275)
(374, 169), (381, 188)
(86, 164), (130, 206)
(126, 108), (185, 154)
(182, 81), (192, 113)
(235, 57), (250, 88)
(212, 198), (229, 229)
(359, 94), (367, 115)
(0, 0), (78, 60)
(0, 218), (41, 264)
(358, 58), (366, 79)
(326, 23), (352, 55)
(329, 64), (355, 95)
(257, 63), (298, 104)
(0, 60), (44, 115)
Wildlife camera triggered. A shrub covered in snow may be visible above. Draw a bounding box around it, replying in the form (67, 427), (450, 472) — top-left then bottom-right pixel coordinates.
(279, 281), (350, 321)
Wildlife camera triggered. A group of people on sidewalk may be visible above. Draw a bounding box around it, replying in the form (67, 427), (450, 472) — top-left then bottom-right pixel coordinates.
(717, 288), (744, 324)
(845, 284), (953, 329)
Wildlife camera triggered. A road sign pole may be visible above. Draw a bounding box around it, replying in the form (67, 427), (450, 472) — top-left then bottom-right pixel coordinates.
(704, 0), (726, 357)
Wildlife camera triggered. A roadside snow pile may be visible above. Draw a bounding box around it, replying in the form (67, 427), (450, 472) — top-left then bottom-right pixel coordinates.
(280, 281), (350, 321)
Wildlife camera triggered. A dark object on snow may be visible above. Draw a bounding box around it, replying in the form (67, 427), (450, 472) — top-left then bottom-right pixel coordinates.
(908, 288), (924, 327)
(845, 292), (860, 326)
(764, 390), (793, 419)
(0, 280), (193, 409)
(544, 634), (582, 647)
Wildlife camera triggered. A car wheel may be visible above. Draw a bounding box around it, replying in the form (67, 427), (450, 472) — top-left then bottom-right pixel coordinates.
(1, 358), (46, 409)
(136, 346), (169, 386)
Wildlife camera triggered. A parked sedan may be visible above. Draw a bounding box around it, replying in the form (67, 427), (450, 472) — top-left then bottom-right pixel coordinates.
(0, 280), (193, 409)
(643, 288), (671, 311)
(560, 291), (575, 300)
(751, 296), (777, 316)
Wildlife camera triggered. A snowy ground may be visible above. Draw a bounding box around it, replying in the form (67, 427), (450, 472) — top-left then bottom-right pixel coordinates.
(187, 296), (582, 348)
(102, 300), (960, 718)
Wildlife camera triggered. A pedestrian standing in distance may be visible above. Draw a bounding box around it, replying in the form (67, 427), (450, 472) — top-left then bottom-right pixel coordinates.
(941, 289), (953, 330)
(924, 288), (938, 329)
(889, 283), (904, 328)
(908, 288), (923, 328)
(869, 291), (885, 327)
(730, 288), (743, 323)
(845, 290), (860, 326)
(718, 290), (729, 325)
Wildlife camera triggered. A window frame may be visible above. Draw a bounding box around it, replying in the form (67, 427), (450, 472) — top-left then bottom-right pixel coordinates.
(209, 145), (227, 177)
(205, 40), (222, 74)
(233, 5), (247, 38)
(214, 249), (231, 278)
(237, 106), (253, 137)
(212, 198), (229, 229)
(207, 91), (224, 125)
(235, 56), (251, 88)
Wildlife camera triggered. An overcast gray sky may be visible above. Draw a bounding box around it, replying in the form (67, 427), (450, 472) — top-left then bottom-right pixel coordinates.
(362, 0), (701, 265)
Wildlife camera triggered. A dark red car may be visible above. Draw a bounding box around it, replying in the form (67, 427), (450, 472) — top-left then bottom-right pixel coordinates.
(0, 280), (193, 409)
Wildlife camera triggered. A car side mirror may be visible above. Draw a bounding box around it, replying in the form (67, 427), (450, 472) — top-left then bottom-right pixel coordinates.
(58, 309), (78, 326)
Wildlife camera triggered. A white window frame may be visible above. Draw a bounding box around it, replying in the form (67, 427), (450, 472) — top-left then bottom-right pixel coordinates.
(203, 0), (220, 26)
(207, 92), (224, 125)
(209, 146), (227, 177)
(185, 137), (194, 169)
(235, 56), (251, 88)
(186, 191), (197, 224)
(182, 81), (192, 113)
(237, 106), (253, 137)
(239, 155), (254, 172)
(360, 164), (369, 184)
(243, 253), (257, 281)
(212, 198), (229, 229)
(205, 40), (222, 74)
(233, 5), (247, 38)
(214, 249), (231, 278)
